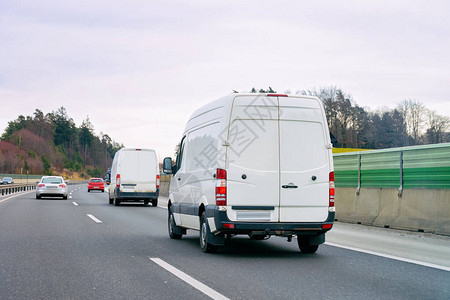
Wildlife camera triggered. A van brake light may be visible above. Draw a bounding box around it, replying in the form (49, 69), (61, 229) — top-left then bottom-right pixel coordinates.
(329, 171), (335, 207)
(116, 174), (121, 188)
(156, 175), (160, 189)
(215, 168), (227, 206)
(267, 93), (288, 97)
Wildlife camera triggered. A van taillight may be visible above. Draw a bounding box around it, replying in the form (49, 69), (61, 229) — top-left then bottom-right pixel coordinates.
(329, 171), (335, 207)
(116, 174), (121, 188)
(156, 175), (160, 189)
(215, 168), (227, 206)
(322, 224), (333, 230)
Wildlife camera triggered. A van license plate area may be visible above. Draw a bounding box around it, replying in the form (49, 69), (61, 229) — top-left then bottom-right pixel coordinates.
(236, 211), (271, 221)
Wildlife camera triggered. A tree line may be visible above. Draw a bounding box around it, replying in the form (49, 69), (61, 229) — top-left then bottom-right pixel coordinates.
(0, 107), (122, 177)
(252, 86), (449, 148)
(2, 88), (449, 176)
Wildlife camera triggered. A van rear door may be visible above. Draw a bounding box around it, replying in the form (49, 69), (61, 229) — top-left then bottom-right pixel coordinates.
(226, 95), (280, 222)
(278, 97), (330, 222)
(120, 150), (139, 193)
(120, 149), (157, 193)
(137, 150), (157, 193)
(226, 95), (330, 223)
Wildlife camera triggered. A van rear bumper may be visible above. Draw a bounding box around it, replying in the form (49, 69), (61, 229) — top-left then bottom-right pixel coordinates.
(207, 206), (334, 236)
(115, 188), (159, 200)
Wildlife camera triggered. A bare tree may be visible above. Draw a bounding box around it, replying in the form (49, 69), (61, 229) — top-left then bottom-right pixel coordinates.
(298, 86), (363, 148)
(426, 110), (450, 144)
(397, 99), (427, 145)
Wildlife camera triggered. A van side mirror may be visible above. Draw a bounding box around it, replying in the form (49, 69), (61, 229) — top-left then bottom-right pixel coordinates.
(163, 157), (173, 174)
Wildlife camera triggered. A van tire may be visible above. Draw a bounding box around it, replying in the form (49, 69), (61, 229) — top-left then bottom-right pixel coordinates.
(152, 199), (158, 207)
(113, 196), (120, 206)
(168, 209), (182, 240)
(297, 236), (319, 253)
(200, 213), (217, 253)
(109, 195), (113, 205)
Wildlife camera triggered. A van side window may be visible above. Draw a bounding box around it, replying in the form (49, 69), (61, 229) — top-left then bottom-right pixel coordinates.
(184, 122), (220, 173)
(174, 137), (186, 174)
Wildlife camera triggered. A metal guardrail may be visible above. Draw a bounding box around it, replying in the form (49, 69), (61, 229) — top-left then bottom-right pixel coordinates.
(0, 181), (89, 197)
(0, 183), (36, 196)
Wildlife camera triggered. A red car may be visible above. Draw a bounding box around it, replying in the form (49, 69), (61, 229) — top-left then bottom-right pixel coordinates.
(88, 178), (105, 192)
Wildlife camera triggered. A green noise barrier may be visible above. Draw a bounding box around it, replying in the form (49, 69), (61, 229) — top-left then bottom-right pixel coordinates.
(334, 143), (450, 195)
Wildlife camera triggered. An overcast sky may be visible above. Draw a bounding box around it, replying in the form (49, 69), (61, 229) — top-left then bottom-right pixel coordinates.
(1, 0), (449, 160)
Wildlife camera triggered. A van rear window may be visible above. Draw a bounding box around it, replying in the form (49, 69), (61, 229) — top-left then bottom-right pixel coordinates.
(227, 120), (279, 172)
(280, 120), (327, 171)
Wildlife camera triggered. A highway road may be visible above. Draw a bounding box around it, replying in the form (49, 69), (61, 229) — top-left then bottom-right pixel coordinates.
(1, 185), (449, 299)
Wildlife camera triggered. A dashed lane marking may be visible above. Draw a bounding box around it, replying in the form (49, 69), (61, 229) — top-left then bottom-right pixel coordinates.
(87, 214), (102, 223)
(150, 258), (229, 300)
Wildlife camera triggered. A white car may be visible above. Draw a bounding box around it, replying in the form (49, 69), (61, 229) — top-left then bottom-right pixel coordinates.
(36, 176), (68, 199)
(1, 177), (14, 184)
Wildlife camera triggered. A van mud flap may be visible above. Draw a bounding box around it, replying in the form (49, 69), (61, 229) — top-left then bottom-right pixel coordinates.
(205, 206), (225, 246)
(207, 231), (225, 246)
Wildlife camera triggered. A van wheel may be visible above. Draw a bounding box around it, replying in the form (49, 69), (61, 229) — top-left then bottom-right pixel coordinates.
(200, 213), (217, 253)
(109, 195), (113, 205)
(152, 199), (158, 207)
(168, 209), (182, 240)
(297, 236), (319, 253)
(113, 196), (120, 206)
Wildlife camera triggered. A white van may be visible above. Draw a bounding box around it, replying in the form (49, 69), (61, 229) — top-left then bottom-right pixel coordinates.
(163, 93), (335, 253)
(109, 148), (160, 206)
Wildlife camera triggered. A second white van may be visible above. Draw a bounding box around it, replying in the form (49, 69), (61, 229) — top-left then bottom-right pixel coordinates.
(163, 93), (335, 253)
(109, 148), (160, 206)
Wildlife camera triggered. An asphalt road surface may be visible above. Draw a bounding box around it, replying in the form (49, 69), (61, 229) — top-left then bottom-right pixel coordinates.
(1, 185), (449, 299)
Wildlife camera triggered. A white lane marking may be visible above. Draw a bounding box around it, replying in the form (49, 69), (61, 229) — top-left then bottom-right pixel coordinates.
(150, 258), (229, 300)
(72, 202), (79, 206)
(69, 196), (72, 199)
(326, 242), (450, 272)
(87, 214), (102, 223)
(0, 190), (35, 203)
